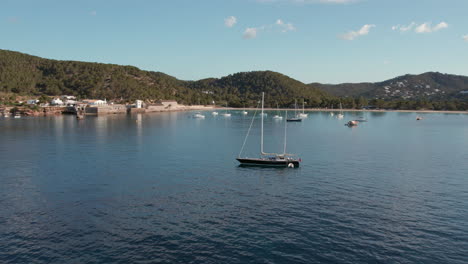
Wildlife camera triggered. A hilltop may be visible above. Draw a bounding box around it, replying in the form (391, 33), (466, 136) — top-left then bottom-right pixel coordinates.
(312, 72), (468, 100)
(0, 49), (328, 107)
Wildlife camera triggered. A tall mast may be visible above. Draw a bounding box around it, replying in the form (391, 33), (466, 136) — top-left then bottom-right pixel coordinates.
(283, 110), (287, 154)
(295, 99), (297, 116)
(261, 92), (264, 155)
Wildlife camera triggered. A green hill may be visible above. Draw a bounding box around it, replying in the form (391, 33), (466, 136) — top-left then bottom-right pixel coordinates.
(0, 49), (329, 106)
(312, 72), (468, 100)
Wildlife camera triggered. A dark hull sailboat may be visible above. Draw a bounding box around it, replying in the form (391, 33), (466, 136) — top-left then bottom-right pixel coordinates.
(286, 118), (302, 122)
(236, 92), (301, 168)
(237, 157), (300, 167)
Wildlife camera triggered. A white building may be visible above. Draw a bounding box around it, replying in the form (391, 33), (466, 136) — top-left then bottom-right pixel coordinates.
(50, 98), (64, 105)
(135, 100), (143, 109)
(61, 95), (76, 100)
(83, 99), (107, 106)
(27, 99), (39, 105)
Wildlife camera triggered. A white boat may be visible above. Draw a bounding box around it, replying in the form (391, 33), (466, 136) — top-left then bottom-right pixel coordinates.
(14, 113), (21, 119)
(337, 101), (344, 119)
(287, 99), (302, 122)
(273, 103), (283, 119)
(330, 105), (334, 116)
(223, 103), (231, 117)
(211, 111), (219, 116)
(298, 99), (308, 118)
(236, 92), (301, 168)
(193, 113), (205, 118)
(241, 106), (248, 115)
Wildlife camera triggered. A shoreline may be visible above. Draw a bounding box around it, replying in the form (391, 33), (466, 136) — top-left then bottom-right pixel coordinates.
(2, 105), (468, 117)
(212, 107), (468, 115)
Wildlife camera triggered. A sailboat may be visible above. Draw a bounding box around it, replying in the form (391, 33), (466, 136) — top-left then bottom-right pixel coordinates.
(273, 103), (283, 120)
(222, 103), (231, 117)
(242, 104), (248, 115)
(237, 92), (301, 168)
(330, 104), (334, 116)
(193, 112), (205, 118)
(286, 99), (302, 122)
(337, 101), (344, 119)
(298, 99), (308, 118)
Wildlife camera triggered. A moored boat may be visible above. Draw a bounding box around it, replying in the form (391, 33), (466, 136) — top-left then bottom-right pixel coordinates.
(237, 92), (301, 168)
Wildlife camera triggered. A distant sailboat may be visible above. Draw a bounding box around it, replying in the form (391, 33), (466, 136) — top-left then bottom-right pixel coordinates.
(212, 111), (219, 116)
(222, 103), (231, 117)
(337, 101), (344, 119)
(273, 103), (283, 120)
(237, 92), (301, 168)
(330, 104), (334, 116)
(298, 99), (308, 118)
(287, 99), (302, 122)
(242, 105), (248, 115)
(193, 112), (205, 118)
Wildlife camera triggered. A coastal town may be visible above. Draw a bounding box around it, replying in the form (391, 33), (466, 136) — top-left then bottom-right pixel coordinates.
(0, 95), (214, 118)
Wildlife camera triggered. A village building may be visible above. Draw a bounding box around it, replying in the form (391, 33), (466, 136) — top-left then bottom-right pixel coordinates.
(50, 98), (64, 105)
(82, 99), (107, 106)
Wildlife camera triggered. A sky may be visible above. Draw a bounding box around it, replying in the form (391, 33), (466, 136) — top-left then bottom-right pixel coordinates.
(1, 0), (467, 84)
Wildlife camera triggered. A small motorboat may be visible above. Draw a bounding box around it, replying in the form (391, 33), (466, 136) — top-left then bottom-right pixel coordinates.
(241, 111), (248, 115)
(211, 111), (219, 116)
(14, 113), (21, 119)
(273, 115), (283, 120)
(345, 120), (359, 126)
(416, 116), (423, 120)
(286, 117), (302, 122)
(193, 113), (205, 118)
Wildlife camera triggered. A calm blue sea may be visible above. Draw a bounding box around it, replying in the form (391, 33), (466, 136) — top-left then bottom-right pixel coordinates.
(1, 111), (468, 263)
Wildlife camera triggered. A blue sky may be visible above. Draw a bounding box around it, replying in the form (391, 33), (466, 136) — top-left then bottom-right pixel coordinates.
(1, 0), (467, 83)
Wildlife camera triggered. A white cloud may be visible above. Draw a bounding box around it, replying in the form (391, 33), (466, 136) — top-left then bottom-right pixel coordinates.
(242, 19), (295, 39)
(463, 35), (468, 42)
(340, 24), (375, 40)
(224, 16), (237, 28)
(433, 21), (448, 31)
(392, 21), (448, 34)
(243, 27), (258, 39)
(276, 19), (296, 32)
(90, 10), (97, 16)
(392, 22), (416, 32)
(414, 23), (432, 33)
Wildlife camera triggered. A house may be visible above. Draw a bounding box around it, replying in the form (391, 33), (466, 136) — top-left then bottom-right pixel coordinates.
(65, 100), (78, 106)
(135, 100), (143, 109)
(50, 98), (64, 105)
(83, 99), (107, 106)
(27, 99), (39, 105)
(61, 95), (76, 100)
